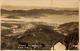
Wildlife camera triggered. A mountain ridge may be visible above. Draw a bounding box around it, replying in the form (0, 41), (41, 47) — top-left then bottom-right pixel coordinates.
(1, 8), (78, 17)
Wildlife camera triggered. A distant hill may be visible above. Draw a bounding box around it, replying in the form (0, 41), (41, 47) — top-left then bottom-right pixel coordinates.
(1, 9), (78, 18)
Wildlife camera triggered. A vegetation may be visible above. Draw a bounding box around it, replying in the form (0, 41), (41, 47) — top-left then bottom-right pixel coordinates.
(1, 22), (79, 50)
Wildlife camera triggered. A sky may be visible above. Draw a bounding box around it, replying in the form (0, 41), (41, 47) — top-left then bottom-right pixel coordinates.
(1, 0), (79, 8)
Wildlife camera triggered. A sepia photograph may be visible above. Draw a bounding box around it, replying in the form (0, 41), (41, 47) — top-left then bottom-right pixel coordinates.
(1, 0), (79, 50)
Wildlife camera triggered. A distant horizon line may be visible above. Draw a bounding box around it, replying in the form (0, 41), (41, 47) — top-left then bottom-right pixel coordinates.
(1, 5), (78, 10)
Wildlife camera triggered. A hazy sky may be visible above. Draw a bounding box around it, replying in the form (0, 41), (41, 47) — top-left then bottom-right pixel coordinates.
(2, 0), (78, 8)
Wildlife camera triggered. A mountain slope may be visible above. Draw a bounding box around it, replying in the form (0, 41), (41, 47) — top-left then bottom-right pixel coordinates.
(58, 22), (79, 35)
